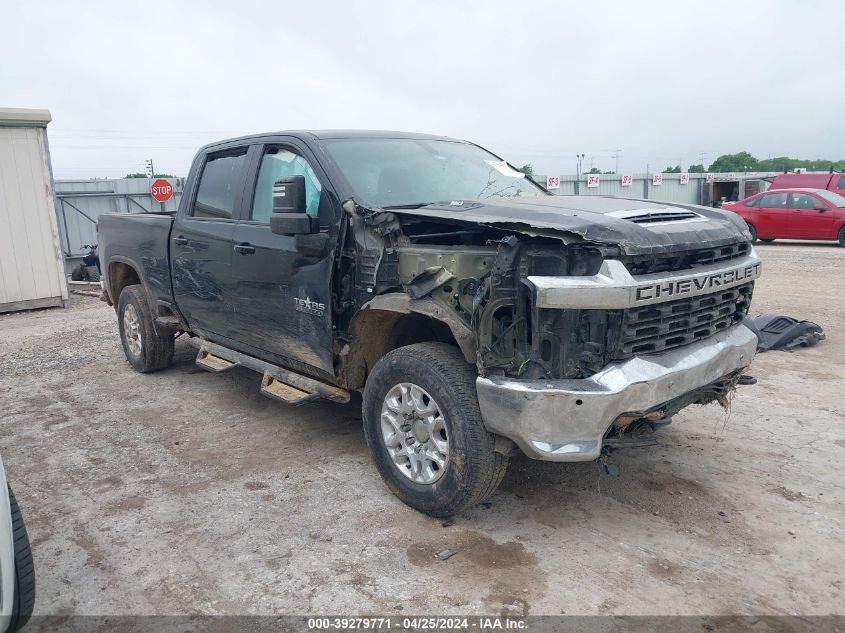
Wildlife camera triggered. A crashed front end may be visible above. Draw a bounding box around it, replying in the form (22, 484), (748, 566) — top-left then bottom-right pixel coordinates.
(353, 199), (762, 462)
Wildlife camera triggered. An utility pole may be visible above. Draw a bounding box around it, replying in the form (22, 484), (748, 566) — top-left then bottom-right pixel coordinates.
(613, 148), (621, 174)
(698, 152), (706, 169)
(576, 153), (585, 194)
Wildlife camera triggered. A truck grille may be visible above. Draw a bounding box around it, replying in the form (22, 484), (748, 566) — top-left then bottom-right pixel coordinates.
(614, 282), (753, 359)
(622, 241), (751, 276)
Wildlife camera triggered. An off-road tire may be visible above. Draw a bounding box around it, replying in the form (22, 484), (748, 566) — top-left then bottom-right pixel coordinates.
(70, 264), (86, 281)
(9, 485), (35, 633)
(362, 342), (508, 517)
(838, 226), (845, 247)
(117, 284), (174, 373)
(85, 266), (101, 283)
(746, 223), (758, 243)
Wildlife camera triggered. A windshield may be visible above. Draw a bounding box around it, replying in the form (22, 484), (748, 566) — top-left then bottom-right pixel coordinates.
(816, 190), (845, 207)
(321, 138), (546, 208)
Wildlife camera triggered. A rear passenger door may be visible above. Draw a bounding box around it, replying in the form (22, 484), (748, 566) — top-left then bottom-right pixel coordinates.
(227, 141), (339, 375)
(171, 147), (250, 341)
(756, 192), (794, 238)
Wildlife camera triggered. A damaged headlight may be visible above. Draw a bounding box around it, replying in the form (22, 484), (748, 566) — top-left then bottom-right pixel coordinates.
(526, 245), (604, 277)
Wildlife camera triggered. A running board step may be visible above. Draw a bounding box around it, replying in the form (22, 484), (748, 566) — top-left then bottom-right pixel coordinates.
(190, 339), (350, 404)
(196, 349), (240, 372)
(260, 373), (316, 405)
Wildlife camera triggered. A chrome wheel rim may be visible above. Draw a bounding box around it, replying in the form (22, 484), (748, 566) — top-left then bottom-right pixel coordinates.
(380, 382), (449, 484)
(123, 303), (142, 357)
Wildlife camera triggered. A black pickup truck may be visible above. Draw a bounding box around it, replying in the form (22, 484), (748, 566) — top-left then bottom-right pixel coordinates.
(98, 130), (761, 516)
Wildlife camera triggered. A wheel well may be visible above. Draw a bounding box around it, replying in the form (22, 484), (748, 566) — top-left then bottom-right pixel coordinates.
(108, 261), (141, 309)
(344, 310), (463, 390)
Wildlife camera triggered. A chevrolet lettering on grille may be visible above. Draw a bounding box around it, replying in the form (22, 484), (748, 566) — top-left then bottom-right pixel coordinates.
(634, 261), (762, 303)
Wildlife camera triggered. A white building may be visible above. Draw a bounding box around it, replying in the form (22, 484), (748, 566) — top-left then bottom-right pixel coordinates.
(0, 108), (67, 313)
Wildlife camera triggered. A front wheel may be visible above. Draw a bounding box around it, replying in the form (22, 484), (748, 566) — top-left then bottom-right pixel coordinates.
(838, 226), (845, 247)
(117, 285), (174, 373)
(362, 343), (508, 517)
(746, 223), (758, 243)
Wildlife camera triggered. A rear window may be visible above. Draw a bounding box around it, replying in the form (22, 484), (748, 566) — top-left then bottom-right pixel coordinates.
(759, 193), (788, 208)
(193, 149), (248, 219)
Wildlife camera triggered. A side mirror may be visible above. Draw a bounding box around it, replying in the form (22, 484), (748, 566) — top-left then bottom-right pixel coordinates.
(270, 175), (317, 235)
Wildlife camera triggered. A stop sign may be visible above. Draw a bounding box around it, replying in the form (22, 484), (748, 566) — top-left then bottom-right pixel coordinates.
(150, 178), (173, 203)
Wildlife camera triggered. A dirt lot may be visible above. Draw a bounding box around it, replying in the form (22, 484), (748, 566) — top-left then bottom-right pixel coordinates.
(1, 242), (843, 617)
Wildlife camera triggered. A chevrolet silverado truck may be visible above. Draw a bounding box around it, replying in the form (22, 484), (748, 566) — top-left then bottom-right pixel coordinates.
(98, 131), (762, 516)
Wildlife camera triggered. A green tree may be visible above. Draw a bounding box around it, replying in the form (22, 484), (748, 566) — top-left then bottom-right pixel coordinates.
(517, 164), (534, 178)
(688, 164), (706, 173)
(124, 172), (174, 179)
(708, 152), (759, 173)
(663, 165), (682, 173)
(587, 167), (602, 174)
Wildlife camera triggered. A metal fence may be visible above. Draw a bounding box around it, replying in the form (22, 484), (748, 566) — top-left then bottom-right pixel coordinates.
(55, 177), (184, 263)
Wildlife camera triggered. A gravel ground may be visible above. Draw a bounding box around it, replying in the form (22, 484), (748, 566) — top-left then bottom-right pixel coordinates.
(1, 241), (843, 616)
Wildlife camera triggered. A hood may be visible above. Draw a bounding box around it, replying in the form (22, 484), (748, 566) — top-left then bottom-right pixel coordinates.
(391, 195), (752, 256)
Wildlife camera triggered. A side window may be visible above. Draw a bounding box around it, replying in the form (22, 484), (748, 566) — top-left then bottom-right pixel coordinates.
(745, 196), (759, 207)
(837, 175), (845, 190)
(193, 149), (248, 219)
(250, 148), (322, 223)
(789, 194), (816, 209)
(759, 193), (787, 208)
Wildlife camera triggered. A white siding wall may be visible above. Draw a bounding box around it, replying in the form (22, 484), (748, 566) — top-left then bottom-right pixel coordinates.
(0, 125), (67, 312)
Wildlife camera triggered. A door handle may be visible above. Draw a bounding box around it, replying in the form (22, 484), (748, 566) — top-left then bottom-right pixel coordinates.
(233, 242), (256, 255)
(173, 235), (188, 246)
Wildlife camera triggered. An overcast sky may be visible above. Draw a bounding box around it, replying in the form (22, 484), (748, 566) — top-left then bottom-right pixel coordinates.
(2, 0), (843, 179)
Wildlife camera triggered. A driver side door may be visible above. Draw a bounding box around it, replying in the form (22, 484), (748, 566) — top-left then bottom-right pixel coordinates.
(227, 141), (339, 376)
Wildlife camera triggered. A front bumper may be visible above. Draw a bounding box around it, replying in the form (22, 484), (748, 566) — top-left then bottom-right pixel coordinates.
(476, 322), (758, 462)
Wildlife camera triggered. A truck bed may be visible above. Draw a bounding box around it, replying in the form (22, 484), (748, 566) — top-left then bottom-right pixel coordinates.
(98, 212), (174, 307)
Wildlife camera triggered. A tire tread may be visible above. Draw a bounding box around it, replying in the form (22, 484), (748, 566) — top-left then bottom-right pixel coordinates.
(118, 285), (174, 373)
(8, 485), (35, 633)
(363, 342), (507, 516)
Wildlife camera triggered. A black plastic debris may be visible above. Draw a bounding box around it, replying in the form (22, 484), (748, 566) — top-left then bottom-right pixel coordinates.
(747, 314), (826, 352)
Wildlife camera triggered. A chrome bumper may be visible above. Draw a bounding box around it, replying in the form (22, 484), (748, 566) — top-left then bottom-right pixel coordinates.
(476, 322), (758, 462)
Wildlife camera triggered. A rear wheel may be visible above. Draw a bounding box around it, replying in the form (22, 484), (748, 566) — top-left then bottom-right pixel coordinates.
(838, 226), (845, 247)
(362, 343), (508, 517)
(9, 485), (35, 633)
(117, 285), (174, 373)
(746, 223), (758, 243)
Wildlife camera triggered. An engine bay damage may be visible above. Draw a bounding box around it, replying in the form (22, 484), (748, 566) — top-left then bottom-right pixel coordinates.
(335, 201), (700, 382)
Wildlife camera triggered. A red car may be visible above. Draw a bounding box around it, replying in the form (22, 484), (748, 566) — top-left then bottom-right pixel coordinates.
(722, 188), (845, 246)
